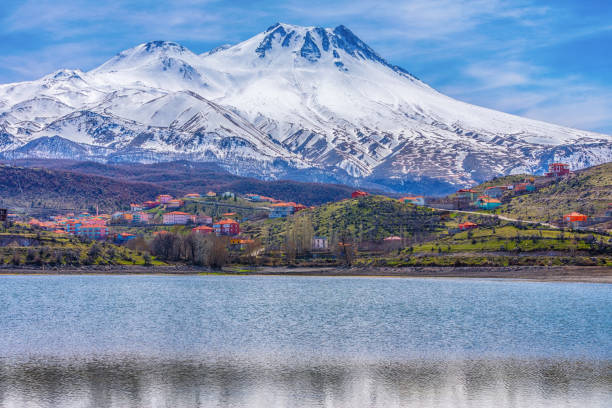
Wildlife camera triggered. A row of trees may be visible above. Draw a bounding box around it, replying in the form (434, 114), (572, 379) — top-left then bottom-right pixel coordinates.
(128, 232), (231, 268)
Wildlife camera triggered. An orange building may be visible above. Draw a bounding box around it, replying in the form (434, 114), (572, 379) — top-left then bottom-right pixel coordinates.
(192, 225), (214, 235)
(458, 222), (478, 231)
(563, 212), (587, 226)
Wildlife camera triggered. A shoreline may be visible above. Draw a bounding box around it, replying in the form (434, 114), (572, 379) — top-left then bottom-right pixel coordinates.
(0, 265), (610, 283)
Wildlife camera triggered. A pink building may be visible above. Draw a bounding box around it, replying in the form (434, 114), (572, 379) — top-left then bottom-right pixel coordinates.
(196, 215), (213, 225)
(163, 211), (196, 225)
(133, 212), (152, 223)
(157, 194), (173, 204)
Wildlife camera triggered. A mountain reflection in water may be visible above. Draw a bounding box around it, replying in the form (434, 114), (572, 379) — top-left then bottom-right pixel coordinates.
(0, 357), (610, 408)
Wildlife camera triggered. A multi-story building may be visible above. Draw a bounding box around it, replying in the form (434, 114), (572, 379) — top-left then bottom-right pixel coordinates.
(157, 194), (173, 204)
(162, 211), (195, 225)
(213, 219), (240, 236)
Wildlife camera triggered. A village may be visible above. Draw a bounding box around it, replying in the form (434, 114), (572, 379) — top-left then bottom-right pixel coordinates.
(1, 161), (610, 268)
(8, 163), (608, 239)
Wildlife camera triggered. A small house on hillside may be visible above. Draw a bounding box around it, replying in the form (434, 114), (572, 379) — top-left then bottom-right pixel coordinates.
(130, 203), (143, 212)
(484, 186), (505, 198)
(457, 189), (479, 200)
(192, 225), (214, 235)
(230, 238), (255, 251)
(167, 199), (184, 208)
(185, 193), (200, 198)
(143, 201), (160, 209)
(156, 194), (173, 204)
(458, 221), (478, 231)
(351, 191), (369, 198)
(514, 183), (535, 193)
(563, 212), (587, 227)
(133, 212), (152, 224)
(269, 203), (295, 218)
(546, 163), (570, 178)
(475, 197), (502, 210)
(401, 196), (425, 206)
(206, 191), (217, 197)
(312, 236), (329, 250)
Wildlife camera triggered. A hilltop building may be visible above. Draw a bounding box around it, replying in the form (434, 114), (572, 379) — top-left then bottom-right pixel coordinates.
(475, 197), (502, 210)
(156, 194), (173, 204)
(546, 163), (570, 178)
(401, 196), (425, 206)
(269, 203), (295, 218)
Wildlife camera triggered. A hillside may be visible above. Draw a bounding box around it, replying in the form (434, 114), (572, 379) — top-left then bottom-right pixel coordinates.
(0, 164), (181, 213)
(243, 195), (444, 249)
(3, 159), (358, 206)
(494, 162), (612, 222)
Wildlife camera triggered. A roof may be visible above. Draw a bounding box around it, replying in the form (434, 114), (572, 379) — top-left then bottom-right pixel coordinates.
(271, 202), (295, 207)
(564, 212), (587, 217)
(384, 236), (402, 241)
(164, 211), (191, 215)
(459, 221), (478, 227)
(215, 218), (238, 225)
(478, 197), (501, 203)
(458, 189), (476, 193)
(193, 225), (213, 231)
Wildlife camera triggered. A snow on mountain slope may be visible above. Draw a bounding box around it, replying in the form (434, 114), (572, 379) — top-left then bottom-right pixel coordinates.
(0, 23), (610, 193)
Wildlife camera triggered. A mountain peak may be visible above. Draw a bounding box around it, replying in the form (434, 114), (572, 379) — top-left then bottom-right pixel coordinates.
(141, 40), (188, 54)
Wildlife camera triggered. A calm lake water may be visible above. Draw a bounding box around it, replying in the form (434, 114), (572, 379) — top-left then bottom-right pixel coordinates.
(0, 275), (610, 407)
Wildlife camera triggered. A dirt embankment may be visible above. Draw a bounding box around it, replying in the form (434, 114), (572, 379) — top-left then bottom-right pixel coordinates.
(1, 264), (610, 283)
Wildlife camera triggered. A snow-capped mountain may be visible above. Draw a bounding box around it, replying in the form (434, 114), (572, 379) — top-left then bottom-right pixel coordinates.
(1, 23), (610, 193)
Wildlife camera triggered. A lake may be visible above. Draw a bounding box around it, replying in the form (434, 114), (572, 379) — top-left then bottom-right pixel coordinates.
(0, 275), (610, 407)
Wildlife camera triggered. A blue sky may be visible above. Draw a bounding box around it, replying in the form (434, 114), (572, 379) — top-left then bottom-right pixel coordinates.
(1, 0), (611, 133)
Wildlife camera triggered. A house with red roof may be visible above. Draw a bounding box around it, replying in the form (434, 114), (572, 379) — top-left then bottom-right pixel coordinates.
(213, 219), (240, 236)
(546, 163), (570, 177)
(475, 197), (502, 210)
(351, 191), (369, 198)
(459, 221), (478, 231)
(192, 225), (214, 235)
(156, 194), (173, 204)
(400, 196), (425, 206)
(563, 212), (587, 227)
(269, 202), (296, 218)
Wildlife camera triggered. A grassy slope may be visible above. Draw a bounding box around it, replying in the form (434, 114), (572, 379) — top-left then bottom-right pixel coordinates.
(0, 224), (163, 266)
(0, 164), (183, 212)
(243, 195), (444, 248)
(494, 162), (612, 222)
(5, 159), (358, 206)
